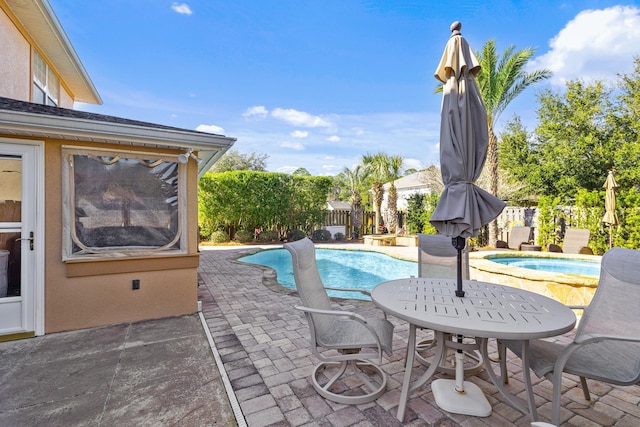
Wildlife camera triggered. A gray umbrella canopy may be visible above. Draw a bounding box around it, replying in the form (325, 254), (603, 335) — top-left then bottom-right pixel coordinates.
(430, 22), (505, 239)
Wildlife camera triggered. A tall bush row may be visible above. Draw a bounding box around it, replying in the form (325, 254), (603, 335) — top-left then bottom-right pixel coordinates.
(198, 171), (332, 240)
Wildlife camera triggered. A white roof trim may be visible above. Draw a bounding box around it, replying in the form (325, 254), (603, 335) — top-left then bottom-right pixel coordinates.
(0, 109), (236, 178)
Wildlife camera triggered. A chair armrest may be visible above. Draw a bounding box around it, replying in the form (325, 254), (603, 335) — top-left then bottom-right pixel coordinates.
(323, 287), (387, 318)
(295, 305), (387, 360)
(574, 333), (640, 345)
(548, 243), (562, 252)
(578, 246), (594, 255)
(296, 305), (366, 322)
(324, 286), (371, 297)
(496, 240), (508, 248)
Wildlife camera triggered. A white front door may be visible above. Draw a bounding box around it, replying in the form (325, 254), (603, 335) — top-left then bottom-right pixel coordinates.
(0, 141), (41, 337)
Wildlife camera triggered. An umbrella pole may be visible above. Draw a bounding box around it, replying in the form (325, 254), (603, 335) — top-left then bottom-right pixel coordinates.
(453, 237), (466, 297)
(609, 225), (613, 249)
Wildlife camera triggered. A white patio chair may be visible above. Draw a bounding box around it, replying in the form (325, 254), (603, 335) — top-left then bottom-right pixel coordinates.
(496, 226), (531, 250)
(284, 237), (394, 404)
(414, 234), (483, 374)
(501, 247), (640, 425)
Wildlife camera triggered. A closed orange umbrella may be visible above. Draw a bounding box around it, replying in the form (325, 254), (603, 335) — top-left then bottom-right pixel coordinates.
(603, 170), (618, 248)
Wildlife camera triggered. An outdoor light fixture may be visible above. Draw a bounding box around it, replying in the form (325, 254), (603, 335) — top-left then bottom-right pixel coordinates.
(178, 150), (202, 165)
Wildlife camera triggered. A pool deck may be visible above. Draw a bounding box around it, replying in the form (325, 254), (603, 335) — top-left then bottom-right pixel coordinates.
(1, 242), (638, 426)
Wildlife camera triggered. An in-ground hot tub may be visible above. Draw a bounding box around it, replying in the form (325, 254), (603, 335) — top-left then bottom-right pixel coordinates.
(469, 250), (601, 306)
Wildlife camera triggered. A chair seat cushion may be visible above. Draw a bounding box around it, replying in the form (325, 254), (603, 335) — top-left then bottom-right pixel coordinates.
(317, 317), (394, 355)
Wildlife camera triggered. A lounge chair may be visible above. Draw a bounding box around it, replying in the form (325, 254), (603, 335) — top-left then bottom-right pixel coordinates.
(548, 228), (593, 255)
(283, 237), (394, 404)
(496, 226), (531, 250)
(501, 247), (640, 425)
(415, 234), (482, 374)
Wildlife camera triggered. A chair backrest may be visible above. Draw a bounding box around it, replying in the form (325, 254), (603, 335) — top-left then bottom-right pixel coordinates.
(575, 247), (640, 384)
(418, 234), (469, 280)
(508, 226), (531, 250)
(561, 228), (590, 254)
(283, 237), (333, 329)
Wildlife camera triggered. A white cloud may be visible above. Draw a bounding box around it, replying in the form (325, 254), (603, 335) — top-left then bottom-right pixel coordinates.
(290, 130), (309, 138)
(530, 6), (640, 85)
(279, 141), (305, 150)
(275, 165), (299, 174)
(403, 158), (424, 171)
(171, 2), (192, 15)
(271, 108), (332, 128)
(242, 105), (269, 118)
(326, 135), (340, 142)
(196, 124), (224, 134)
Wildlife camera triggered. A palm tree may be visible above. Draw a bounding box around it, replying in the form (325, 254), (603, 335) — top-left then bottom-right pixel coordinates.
(475, 40), (551, 245)
(362, 152), (391, 234)
(340, 165), (370, 238)
(386, 156), (403, 233)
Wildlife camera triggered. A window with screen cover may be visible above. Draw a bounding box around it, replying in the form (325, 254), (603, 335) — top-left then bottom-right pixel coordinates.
(62, 147), (187, 259)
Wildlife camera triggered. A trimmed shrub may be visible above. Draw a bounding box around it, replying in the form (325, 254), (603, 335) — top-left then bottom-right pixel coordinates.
(210, 230), (230, 244)
(312, 229), (331, 241)
(334, 232), (345, 241)
(287, 229), (306, 241)
(258, 230), (279, 242)
(234, 230), (253, 243)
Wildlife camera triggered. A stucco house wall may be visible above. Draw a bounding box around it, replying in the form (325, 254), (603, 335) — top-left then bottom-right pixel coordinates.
(42, 139), (200, 332)
(0, 0), (235, 336)
(0, 7), (31, 102)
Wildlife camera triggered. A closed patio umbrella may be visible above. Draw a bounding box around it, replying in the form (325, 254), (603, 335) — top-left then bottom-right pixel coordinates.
(603, 170), (618, 248)
(428, 21), (506, 417)
(430, 21), (505, 295)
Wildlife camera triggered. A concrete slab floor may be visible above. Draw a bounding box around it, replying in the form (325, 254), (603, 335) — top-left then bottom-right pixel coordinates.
(0, 315), (236, 427)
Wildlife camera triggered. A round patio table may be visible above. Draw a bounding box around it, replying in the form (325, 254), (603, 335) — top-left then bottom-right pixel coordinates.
(371, 277), (576, 422)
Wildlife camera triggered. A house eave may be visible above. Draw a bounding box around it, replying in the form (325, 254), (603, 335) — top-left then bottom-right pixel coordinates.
(0, 109), (236, 177)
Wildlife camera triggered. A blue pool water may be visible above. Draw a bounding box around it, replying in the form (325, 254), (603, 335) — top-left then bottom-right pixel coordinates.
(488, 256), (600, 277)
(238, 248), (417, 300)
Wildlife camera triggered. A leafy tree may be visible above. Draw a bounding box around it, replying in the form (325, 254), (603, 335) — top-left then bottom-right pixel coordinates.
(362, 152), (391, 234)
(497, 116), (538, 204)
(284, 175), (333, 236)
(612, 56), (640, 189)
(210, 149), (268, 172)
(532, 80), (615, 200)
(405, 192), (439, 235)
(292, 167), (311, 176)
(475, 40), (551, 245)
(386, 156), (403, 233)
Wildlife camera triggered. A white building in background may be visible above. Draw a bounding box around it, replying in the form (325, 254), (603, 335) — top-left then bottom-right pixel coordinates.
(380, 170), (437, 213)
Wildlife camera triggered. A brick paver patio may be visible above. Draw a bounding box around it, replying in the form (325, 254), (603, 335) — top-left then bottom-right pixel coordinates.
(197, 244), (640, 426)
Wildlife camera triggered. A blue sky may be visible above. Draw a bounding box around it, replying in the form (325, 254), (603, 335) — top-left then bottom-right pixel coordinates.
(50, 0), (640, 175)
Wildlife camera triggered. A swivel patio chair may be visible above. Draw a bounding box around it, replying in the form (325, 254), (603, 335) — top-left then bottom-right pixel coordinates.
(501, 247), (640, 425)
(496, 226), (531, 250)
(284, 237), (394, 404)
(414, 234), (483, 375)
(548, 228), (593, 255)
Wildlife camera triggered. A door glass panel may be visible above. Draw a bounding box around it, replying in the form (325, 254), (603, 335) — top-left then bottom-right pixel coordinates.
(0, 156), (21, 298)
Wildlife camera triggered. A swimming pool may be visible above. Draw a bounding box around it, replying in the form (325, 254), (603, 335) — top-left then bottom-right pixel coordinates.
(470, 251), (601, 307)
(238, 248), (417, 300)
(488, 256), (600, 277)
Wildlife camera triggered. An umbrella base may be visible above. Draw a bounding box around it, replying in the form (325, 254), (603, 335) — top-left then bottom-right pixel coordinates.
(432, 379), (491, 417)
